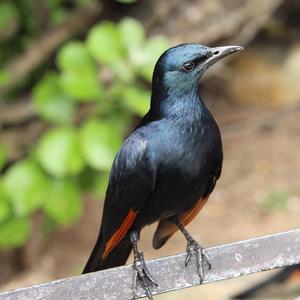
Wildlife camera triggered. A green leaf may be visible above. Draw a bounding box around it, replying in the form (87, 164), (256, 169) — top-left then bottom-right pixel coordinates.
(60, 69), (102, 100)
(80, 119), (122, 171)
(37, 128), (85, 177)
(51, 9), (67, 26)
(110, 60), (135, 82)
(3, 160), (47, 216)
(57, 41), (94, 72)
(0, 182), (11, 222)
(0, 217), (31, 249)
(119, 18), (144, 51)
(46, 0), (67, 25)
(97, 172), (109, 198)
(115, 0), (138, 3)
(0, 201), (10, 223)
(44, 179), (82, 225)
(76, 0), (96, 5)
(55, 42), (98, 102)
(78, 167), (99, 192)
(139, 36), (169, 81)
(0, 143), (8, 169)
(78, 168), (109, 199)
(0, 2), (19, 31)
(87, 22), (125, 65)
(121, 87), (150, 116)
(262, 190), (289, 212)
(33, 73), (76, 125)
(118, 18), (145, 71)
(0, 70), (11, 86)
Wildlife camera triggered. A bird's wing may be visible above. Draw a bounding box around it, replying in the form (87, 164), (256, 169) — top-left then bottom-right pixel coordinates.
(100, 132), (156, 258)
(152, 175), (217, 249)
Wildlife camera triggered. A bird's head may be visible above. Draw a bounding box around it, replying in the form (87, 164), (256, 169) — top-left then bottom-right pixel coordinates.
(153, 43), (243, 97)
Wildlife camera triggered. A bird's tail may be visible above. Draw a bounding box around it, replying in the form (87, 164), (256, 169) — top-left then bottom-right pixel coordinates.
(82, 231), (132, 274)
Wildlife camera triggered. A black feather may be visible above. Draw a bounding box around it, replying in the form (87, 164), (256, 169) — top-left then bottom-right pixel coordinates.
(83, 43), (225, 273)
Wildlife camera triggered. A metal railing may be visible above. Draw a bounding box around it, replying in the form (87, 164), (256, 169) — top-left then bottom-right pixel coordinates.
(0, 229), (299, 300)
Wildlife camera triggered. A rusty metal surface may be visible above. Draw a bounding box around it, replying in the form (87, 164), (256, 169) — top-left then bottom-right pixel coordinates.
(0, 230), (299, 300)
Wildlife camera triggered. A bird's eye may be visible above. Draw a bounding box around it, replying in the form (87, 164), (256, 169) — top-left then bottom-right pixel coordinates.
(182, 61), (195, 72)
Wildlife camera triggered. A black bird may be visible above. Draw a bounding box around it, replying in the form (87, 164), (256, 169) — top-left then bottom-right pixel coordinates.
(83, 43), (243, 298)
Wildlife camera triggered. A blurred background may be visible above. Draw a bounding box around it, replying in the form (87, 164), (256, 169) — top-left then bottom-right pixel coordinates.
(0, 0), (299, 299)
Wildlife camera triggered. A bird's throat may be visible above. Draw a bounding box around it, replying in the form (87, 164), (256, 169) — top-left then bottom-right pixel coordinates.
(151, 86), (207, 123)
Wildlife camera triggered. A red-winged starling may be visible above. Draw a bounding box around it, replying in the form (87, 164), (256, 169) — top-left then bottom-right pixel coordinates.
(83, 43), (243, 299)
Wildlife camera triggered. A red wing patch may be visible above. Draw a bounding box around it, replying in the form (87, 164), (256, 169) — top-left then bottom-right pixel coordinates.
(287, 269), (300, 283)
(153, 196), (209, 249)
(103, 209), (138, 259)
(179, 196), (209, 225)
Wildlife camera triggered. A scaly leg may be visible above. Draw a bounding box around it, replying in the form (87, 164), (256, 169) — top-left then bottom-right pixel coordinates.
(175, 220), (211, 284)
(130, 231), (157, 299)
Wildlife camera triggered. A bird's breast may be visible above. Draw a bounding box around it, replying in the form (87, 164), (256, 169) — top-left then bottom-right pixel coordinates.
(152, 121), (219, 176)
(139, 118), (222, 225)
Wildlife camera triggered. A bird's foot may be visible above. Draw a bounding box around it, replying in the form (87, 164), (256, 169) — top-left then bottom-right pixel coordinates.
(132, 251), (157, 299)
(185, 239), (211, 284)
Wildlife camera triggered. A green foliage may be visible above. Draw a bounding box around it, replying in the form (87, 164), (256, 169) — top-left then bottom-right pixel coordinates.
(45, 0), (68, 26)
(33, 73), (76, 125)
(37, 128), (84, 177)
(119, 18), (144, 52)
(80, 119), (122, 171)
(0, 17), (168, 249)
(57, 42), (94, 71)
(44, 179), (82, 225)
(0, 144), (8, 170)
(262, 189), (289, 212)
(0, 70), (10, 86)
(0, 218), (31, 249)
(97, 172), (110, 198)
(58, 42), (102, 100)
(0, 200), (11, 224)
(0, 1), (97, 67)
(122, 87), (150, 115)
(3, 160), (47, 216)
(139, 36), (169, 80)
(116, 0), (138, 3)
(0, 2), (19, 32)
(0, 183), (11, 222)
(87, 22), (125, 66)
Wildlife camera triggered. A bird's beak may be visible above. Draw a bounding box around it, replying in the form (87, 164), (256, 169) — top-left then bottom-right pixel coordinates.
(203, 45), (243, 69)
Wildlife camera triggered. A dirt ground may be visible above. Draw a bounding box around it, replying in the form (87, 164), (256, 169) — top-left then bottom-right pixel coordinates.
(1, 103), (300, 299)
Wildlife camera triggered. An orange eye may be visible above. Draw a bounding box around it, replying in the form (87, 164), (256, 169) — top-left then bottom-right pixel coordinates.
(182, 61), (195, 72)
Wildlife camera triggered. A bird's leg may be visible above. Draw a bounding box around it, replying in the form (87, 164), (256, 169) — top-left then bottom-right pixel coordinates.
(130, 230), (157, 300)
(174, 219), (211, 284)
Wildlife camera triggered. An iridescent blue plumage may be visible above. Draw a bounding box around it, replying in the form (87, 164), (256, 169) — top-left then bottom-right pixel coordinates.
(83, 43), (243, 299)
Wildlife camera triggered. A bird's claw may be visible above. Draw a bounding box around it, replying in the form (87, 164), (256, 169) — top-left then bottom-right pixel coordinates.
(185, 240), (211, 284)
(132, 251), (157, 299)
